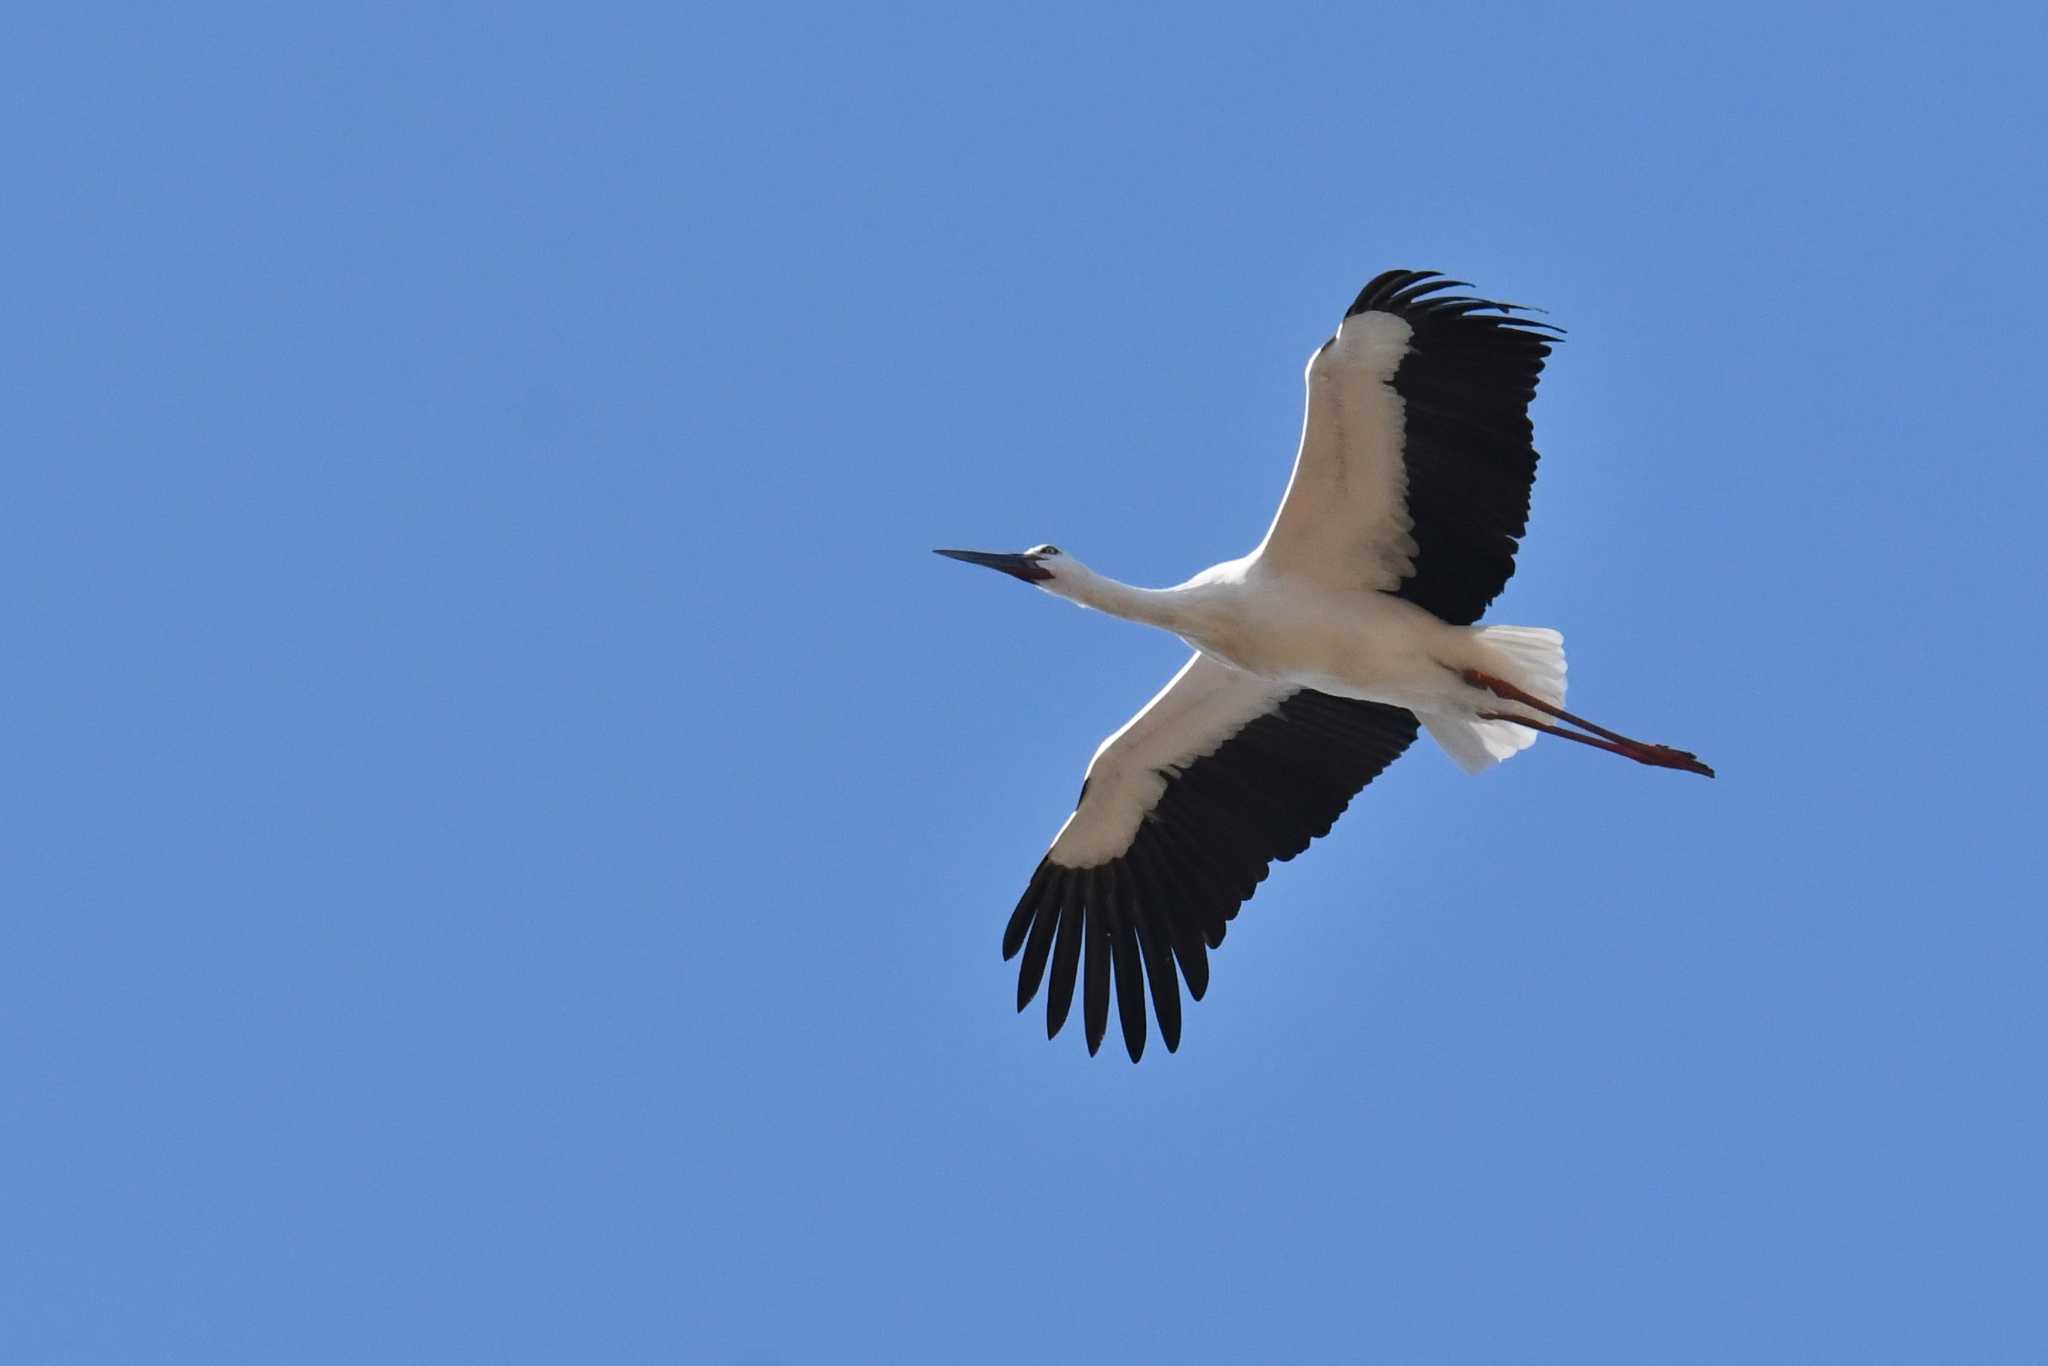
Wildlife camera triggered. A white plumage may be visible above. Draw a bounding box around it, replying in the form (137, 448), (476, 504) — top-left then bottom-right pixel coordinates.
(937, 270), (1710, 1062)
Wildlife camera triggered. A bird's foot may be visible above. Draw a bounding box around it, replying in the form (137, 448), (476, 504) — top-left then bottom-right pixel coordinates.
(1619, 741), (1715, 779)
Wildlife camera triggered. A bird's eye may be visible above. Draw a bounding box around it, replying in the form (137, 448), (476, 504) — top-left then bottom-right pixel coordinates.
(1034, 544), (1061, 557)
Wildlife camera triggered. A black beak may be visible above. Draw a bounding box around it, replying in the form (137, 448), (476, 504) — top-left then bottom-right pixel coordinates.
(933, 548), (1053, 583)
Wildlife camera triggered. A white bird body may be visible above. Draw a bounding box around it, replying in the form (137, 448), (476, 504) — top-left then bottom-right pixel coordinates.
(937, 270), (1709, 1062)
(1049, 553), (1533, 716)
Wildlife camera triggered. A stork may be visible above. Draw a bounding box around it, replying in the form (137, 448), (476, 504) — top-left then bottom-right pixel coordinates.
(938, 270), (1710, 1063)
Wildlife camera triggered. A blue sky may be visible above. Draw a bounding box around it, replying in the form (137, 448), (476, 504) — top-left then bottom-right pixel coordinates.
(6, 3), (2046, 1362)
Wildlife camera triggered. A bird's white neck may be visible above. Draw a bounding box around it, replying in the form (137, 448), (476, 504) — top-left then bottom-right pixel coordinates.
(1050, 564), (1197, 633)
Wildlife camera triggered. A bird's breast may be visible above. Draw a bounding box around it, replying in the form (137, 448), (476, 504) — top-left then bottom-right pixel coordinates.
(1175, 598), (1343, 680)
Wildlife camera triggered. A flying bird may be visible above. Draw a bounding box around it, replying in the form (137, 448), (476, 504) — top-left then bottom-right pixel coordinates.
(937, 269), (1710, 1063)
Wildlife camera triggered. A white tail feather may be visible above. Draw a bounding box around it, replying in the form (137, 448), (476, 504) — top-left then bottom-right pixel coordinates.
(1476, 625), (1567, 707)
(1424, 712), (1537, 773)
(1423, 626), (1568, 774)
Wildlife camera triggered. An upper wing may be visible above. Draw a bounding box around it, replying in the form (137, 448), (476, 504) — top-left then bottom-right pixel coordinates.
(1253, 270), (1558, 625)
(1002, 653), (1419, 1061)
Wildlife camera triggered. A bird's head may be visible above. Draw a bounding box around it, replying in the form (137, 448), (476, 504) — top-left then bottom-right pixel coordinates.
(932, 543), (1073, 589)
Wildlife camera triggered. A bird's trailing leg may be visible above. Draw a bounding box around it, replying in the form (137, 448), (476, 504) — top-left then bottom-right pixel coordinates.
(1477, 711), (1714, 776)
(1464, 668), (1715, 778)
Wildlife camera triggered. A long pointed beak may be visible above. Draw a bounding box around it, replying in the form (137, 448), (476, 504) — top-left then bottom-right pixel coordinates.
(933, 548), (1053, 583)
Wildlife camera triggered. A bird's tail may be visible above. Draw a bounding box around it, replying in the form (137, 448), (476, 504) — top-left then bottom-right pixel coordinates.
(1422, 626), (1568, 774)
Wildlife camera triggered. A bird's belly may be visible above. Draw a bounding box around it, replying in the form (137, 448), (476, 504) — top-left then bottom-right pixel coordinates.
(1181, 592), (1462, 711)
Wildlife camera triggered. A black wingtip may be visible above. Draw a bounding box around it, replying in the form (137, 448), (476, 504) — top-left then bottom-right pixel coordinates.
(1344, 269), (1561, 340)
(1044, 896), (1082, 1039)
(1082, 899), (1111, 1056)
(1000, 862), (1051, 961)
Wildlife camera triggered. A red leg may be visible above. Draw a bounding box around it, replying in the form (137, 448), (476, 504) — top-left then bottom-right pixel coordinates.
(1463, 667), (1716, 779)
(1462, 669), (1644, 745)
(1479, 712), (1715, 778)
